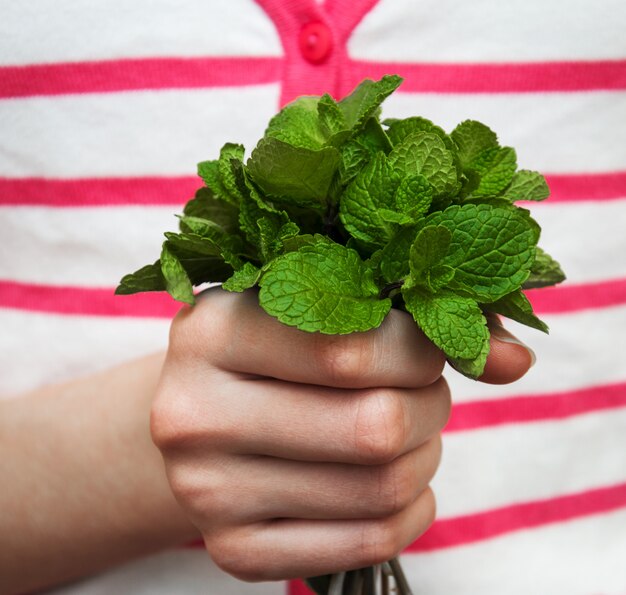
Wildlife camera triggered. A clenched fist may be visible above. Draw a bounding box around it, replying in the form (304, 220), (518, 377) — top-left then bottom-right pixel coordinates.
(151, 289), (532, 581)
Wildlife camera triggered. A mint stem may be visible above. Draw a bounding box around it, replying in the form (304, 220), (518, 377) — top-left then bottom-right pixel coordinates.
(379, 281), (404, 300)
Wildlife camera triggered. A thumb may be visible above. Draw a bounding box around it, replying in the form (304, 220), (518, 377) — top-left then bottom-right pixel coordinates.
(478, 316), (536, 384)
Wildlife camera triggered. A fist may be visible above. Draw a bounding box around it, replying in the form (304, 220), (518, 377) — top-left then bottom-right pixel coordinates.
(150, 289), (530, 580)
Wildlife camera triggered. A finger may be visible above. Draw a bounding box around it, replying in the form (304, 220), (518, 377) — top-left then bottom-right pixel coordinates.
(154, 375), (451, 464)
(205, 487), (436, 582)
(191, 290), (445, 388)
(189, 437), (441, 524)
(479, 316), (536, 384)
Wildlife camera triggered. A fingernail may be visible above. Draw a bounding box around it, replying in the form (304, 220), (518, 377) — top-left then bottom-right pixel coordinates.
(490, 323), (536, 367)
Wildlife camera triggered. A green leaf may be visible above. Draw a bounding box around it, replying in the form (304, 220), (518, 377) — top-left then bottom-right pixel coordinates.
(160, 244), (195, 304)
(388, 132), (458, 195)
(355, 117), (393, 154)
(317, 93), (347, 139)
(338, 75), (403, 131)
(197, 143), (245, 205)
(339, 152), (402, 246)
(523, 247), (566, 289)
(409, 225), (451, 278)
(485, 289), (549, 333)
(172, 219), (245, 269)
(384, 116), (454, 151)
(402, 287), (489, 360)
(338, 139), (372, 186)
(379, 225), (419, 283)
(426, 203), (536, 302)
(258, 236), (391, 334)
(182, 187), (240, 234)
(469, 146), (517, 197)
(222, 262), (262, 292)
(406, 225), (455, 293)
(378, 208), (414, 225)
(448, 333), (491, 379)
(247, 137), (340, 208)
(163, 232), (234, 284)
(237, 176), (299, 262)
(394, 174), (433, 220)
(115, 261), (165, 295)
(451, 120), (499, 168)
(265, 96), (326, 149)
(502, 170), (550, 202)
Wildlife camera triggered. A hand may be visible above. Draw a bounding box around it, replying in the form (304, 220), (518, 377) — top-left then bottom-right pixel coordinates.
(150, 289), (533, 581)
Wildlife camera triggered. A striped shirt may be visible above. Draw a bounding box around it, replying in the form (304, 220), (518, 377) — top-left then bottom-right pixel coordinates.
(1, 1), (625, 593)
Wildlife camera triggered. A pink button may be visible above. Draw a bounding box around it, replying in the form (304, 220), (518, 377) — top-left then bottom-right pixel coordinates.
(299, 21), (333, 64)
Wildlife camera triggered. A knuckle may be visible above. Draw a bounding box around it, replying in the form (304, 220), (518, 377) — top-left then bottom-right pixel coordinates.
(150, 390), (210, 451)
(422, 486), (437, 529)
(164, 463), (204, 507)
(316, 334), (373, 387)
(208, 534), (268, 583)
(358, 521), (403, 567)
(354, 390), (407, 465)
(375, 457), (420, 517)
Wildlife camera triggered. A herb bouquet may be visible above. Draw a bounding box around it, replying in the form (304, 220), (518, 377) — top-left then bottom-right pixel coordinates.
(117, 75), (565, 594)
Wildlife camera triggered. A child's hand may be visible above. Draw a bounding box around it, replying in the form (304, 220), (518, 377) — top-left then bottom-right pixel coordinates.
(151, 289), (533, 581)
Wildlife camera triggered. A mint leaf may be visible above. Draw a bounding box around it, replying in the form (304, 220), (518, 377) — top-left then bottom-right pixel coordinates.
(337, 119), (392, 186)
(402, 287), (489, 360)
(486, 289), (549, 333)
(451, 120), (499, 168)
(523, 247), (566, 289)
(384, 116), (454, 151)
(339, 152), (401, 246)
(161, 244), (195, 304)
(318, 93), (348, 140)
(338, 75), (403, 131)
(448, 334), (491, 380)
(259, 236), (391, 334)
(115, 261), (165, 295)
(222, 262), (261, 292)
(427, 204), (536, 302)
(469, 147), (517, 197)
(388, 132), (458, 195)
(177, 215), (246, 268)
(237, 174), (299, 262)
(394, 174), (433, 220)
(379, 225), (419, 283)
(247, 137), (340, 208)
(266, 96), (326, 149)
(502, 170), (550, 202)
(183, 187), (240, 234)
(408, 225), (451, 278)
(406, 225), (455, 292)
(197, 143), (245, 205)
(338, 140), (372, 186)
(163, 232), (234, 285)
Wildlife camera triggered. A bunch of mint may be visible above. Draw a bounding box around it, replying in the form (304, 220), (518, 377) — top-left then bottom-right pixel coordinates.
(117, 75), (564, 379)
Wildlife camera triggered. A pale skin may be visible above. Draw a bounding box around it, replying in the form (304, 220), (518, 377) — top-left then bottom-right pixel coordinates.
(0, 289), (533, 593)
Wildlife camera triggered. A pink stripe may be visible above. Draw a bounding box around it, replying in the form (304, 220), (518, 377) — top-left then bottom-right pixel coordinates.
(408, 482), (626, 552)
(525, 278), (626, 314)
(0, 280), (180, 319)
(348, 59), (626, 93)
(288, 581), (313, 595)
(0, 57), (282, 99)
(1, 172), (624, 207)
(2, 56), (625, 99)
(544, 172), (626, 202)
(446, 381), (626, 433)
(0, 176), (197, 207)
(1, 277), (625, 318)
